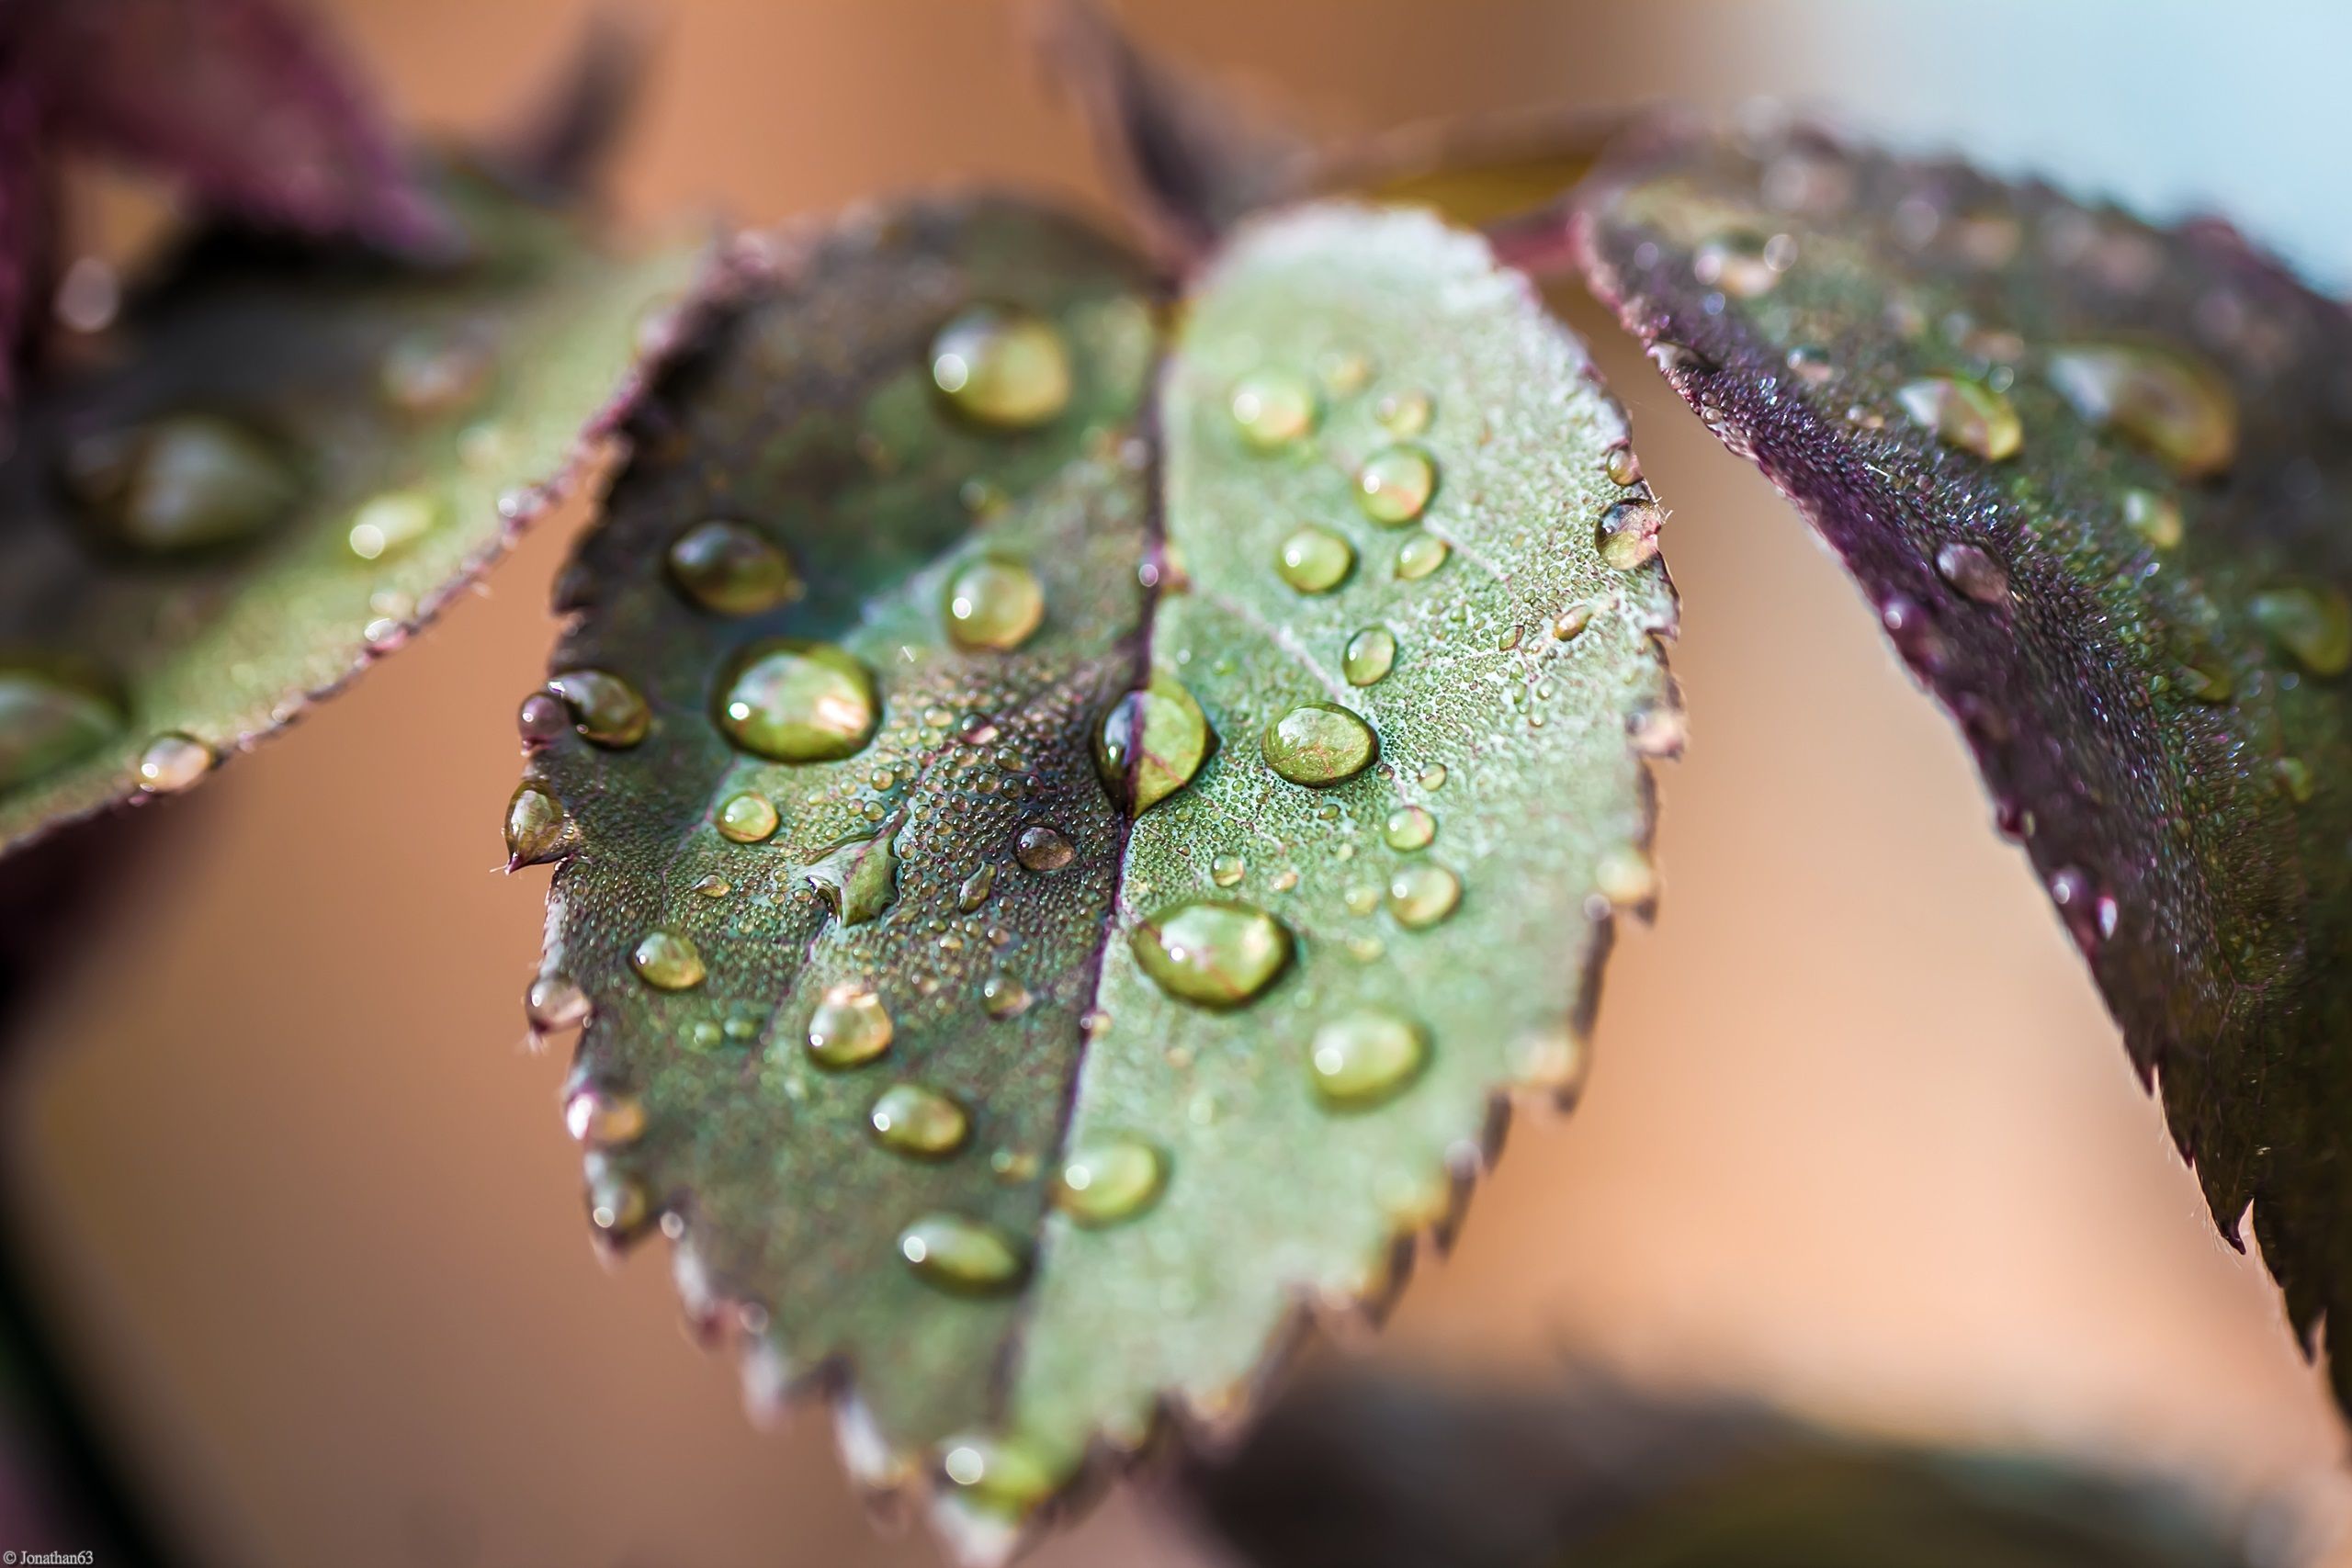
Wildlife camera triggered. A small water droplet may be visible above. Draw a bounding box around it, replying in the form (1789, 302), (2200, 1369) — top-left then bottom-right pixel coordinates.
(870, 1083), (970, 1157)
(1594, 846), (1657, 907)
(1356, 446), (1436, 525)
(1935, 542), (2010, 604)
(1055, 1135), (1166, 1225)
(1317, 348), (1374, 398)
(691, 874), (729, 897)
(716, 641), (878, 761)
(345, 489), (444, 560)
(2046, 341), (2237, 476)
(981, 973), (1032, 1020)
(669, 521), (797, 615)
(899, 1213), (1027, 1293)
(134, 732), (211, 793)
(808, 985), (892, 1066)
(586, 1168), (650, 1237)
(931, 307), (1072, 430)
(1693, 229), (1792, 297)
(938, 1432), (1069, 1513)
(958, 863), (997, 912)
(1374, 389), (1433, 436)
(1229, 368), (1319, 450)
(565, 1087), (645, 1146)
(548, 669), (651, 749)
(944, 556), (1046, 651)
(0, 665), (122, 788)
(630, 930), (705, 990)
(1604, 446), (1642, 487)
(1343, 627), (1396, 687)
(1383, 805), (1436, 852)
(1093, 672), (1211, 813)
(1395, 534), (1450, 581)
(1386, 863), (1462, 928)
(1132, 899), (1294, 1009)
(62, 414), (299, 553)
(2120, 487), (2184, 551)
(1894, 376), (2021, 460)
(526, 974), (590, 1032)
(1419, 763), (1449, 791)
(1785, 344), (1836, 385)
(1209, 853), (1246, 887)
(1014, 824), (1076, 873)
(380, 330), (492, 417)
(2250, 581), (2352, 676)
(1262, 703), (1376, 787)
(1309, 1010), (1429, 1109)
(1276, 525), (1355, 594)
(505, 780), (572, 864)
(1554, 603), (1595, 642)
(716, 791), (780, 843)
(1596, 500), (1663, 570)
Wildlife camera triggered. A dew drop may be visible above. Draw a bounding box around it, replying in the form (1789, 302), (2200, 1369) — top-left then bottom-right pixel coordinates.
(1386, 863), (1462, 929)
(565, 1087), (646, 1146)
(899, 1213), (1028, 1293)
(715, 641), (878, 761)
(548, 669), (651, 749)
(939, 1433), (1069, 1513)
(1596, 500), (1663, 570)
(505, 781), (572, 864)
(62, 414), (299, 553)
(379, 331), (492, 417)
(1276, 525), (1355, 594)
(1594, 846), (1657, 907)
(1395, 533), (1450, 581)
(516, 691), (570, 748)
(526, 974), (589, 1032)
(1131, 899), (1294, 1009)
(1894, 375), (2021, 460)
(1210, 852), (1245, 887)
(870, 1083), (971, 1157)
(1935, 542), (2010, 604)
(1308, 1010), (1430, 1109)
(1014, 824), (1075, 873)
(1343, 627), (1396, 687)
(2046, 341), (2237, 476)
(930, 306), (1072, 430)
(1383, 805), (1436, 852)
(1355, 446), (1436, 525)
(1374, 389), (1433, 437)
(345, 489), (444, 560)
(668, 521), (797, 615)
(1093, 672), (1210, 813)
(1554, 603), (1595, 642)
(1229, 368), (1319, 450)
(944, 556), (1046, 651)
(2121, 487), (2184, 551)
(1604, 446), (1642, 487)
(958, 863), (997, 912)
(1693, 230), (1791, 297)
(716, 790), (780, 843)
(807, 985), (892, 1066)
(691, 874), (729, 897)
(1055, 1136), (1166, 1226)
(134, 731), (211, 794)
(1261, 703), (1376, 787)
(629, 930), (704, 990)
(2249, 581), (2352, 676)
(586, 1170), (649, 1237)
(0, 666), (121, 788)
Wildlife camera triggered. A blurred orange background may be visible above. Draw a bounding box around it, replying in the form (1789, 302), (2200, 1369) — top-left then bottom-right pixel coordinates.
(8, 2), (2351, 1564)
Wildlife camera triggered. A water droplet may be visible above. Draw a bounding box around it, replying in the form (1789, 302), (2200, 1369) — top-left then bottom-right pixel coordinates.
(2250, 581), (2352, 676)
(899, 1213), (1027, 1293)
(716, 641), (878, 761)
(565, 1087), (645, 1146)
(1093, 672), (1210, 813)
(345, 489), (443, 560)
(944, 556), (1046, 651)
(506, 781), (572, 864)
(1383, 805), (1436, 852)
(707, 792), (775, 845)
(1935, 542), (2010, 604)
(807, 986), (892, 1066)
(630, 930), (704, 990)
(870, 1083), (970, 1157)
(1276, 525), (1355, 594)
(0, 666), (121, 788)
(1309, 1010), (1429, 1109)
(1229, 368), (1318, 450)
(958, 863), (998, 912)
(691, 874), (729, 897)
(1317, 348), (1374, 398)
(1374, 389), (1432, 436)
(1343, 627), (1396, 687)
(586, 1169), (649, 1236)
(2046, 341), (2237, 476)
(1594, 846), (1657, 906)
(1605, 446), (1642, 487)
(2121, 487), (2183, 551)
(1356, 446), (1436, 525)
(548, 670), (651, 749)
(62, 414), (298, 553)
(526, 974), (589, 1032)
(1596, 500), (1663, 570)
(1419, 763), (1449, 790)
(1262, 703), (1376, 787)
(1015, 824), (1075, 873)
(980, 972), (1032, 1020)
(802, 825), (900, 926)
(1894, 376), (2021, 460)
(1693, 229), (1792, 297)
(134, 732), (211, 793)
(939, 1433), (1069, 1513)
(1055, 1136), (1166, 1226)
(1386, 863), (1461, 928)
(931, 306), (1072, 430)
(1132, 899), (1294, 1009)
(1210, 852), (1245, 887)
(668, 521), (796, 615)
(379, 331), (492, 417)
(1395, 533), (1450, 581)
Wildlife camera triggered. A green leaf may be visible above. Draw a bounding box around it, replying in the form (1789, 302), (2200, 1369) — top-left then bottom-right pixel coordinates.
(1570, 119), (2352, 1406)
(0, 164), (701, 854)
(524, 196), (1675, 1554)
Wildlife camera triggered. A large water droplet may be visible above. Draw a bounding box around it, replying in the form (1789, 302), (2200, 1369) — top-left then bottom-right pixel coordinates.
(345, 489), (443, 560)
(1343, 627), (1396, 687)
(1229, 369), (1318, 451)
(0, 666), (121, 788)
(1013, 824), (1076, 873)
(548, 669), (651, 748)
(931, 307), (1072, 430)
(980, 973), (1032, 1020)
(1261, 703), (1376, 787)
(716, 641), (879, 762)
(803, 825), (900, 926)
(505, 780), (573, 864)
(669, 521), (797, 615)
(1093, 672), (1210, 813)
(808, 985), (892, 1066)
(944, 556), (1046, 651)
(2045, 341), (2237, 477)
(899, 1213), (1028, 1293)
(870, 1083), (971, 1157)
(1383, 805), (1436, 852)
(1596, 500), (1662, 570)
(565, 1086), (646, 1146)
(716, 790), (780, 843)
(2120, 487), (2183, 551)
(526, 973), (590, 1032)
(135, 732), (211, 794)
(630, 930), (705, 990)
(1386, 863), (1462, 928)
(1355, 446), (1436, 525)
(1395, 533), (1450, 581)
(2250, 581), (2352, 676)
(1309, 1010), (1429, 1109)
(1894, 376), (2021, 460)
(1131, 899), (1294, 1009)
(62, 414), (299, 553)
(1934, 542), (2010, 604)
(1055, 1135), (1166, 1226)
(1276, 525), (1355, 594)
(958, 863), (997, 912)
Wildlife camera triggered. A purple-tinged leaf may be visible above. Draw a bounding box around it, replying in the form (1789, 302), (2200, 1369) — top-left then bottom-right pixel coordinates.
(1570, 117), (2352, 1405)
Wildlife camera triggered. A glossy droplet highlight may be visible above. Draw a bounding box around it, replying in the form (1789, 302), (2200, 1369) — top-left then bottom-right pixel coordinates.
(1894, 376), (2021, 460)
(505, 781), (571, 864)
(1309, 1010), (1430, 1109)
(716, 791), (780, 842)
(2250, 581), (2352, 677)
(1387, 863), (1462, 928)
(1596, 500), (1662, 570)
(1935, 542), (2009, 604)
(548, 670), (650, 749)
(716, 641), (879, 762)
(1229, 368), (1318, 450)
(668, 521), (796, 615)
(899, 1213), (1028, 1293)
(1131, 899), (1294, 1009)
(630, 931), (705, 990)
(2121, 488), (2183, 551)
(869, 1084), (970, 1157)
(1343, 627), (1396, 687)
(938, 1433), (1070, 1513)
(0, 666), (121, 788)
(944, 556), (1046, 651)
(2046, 341), (2237, 476)
(1093, 672), (1210, 814)
(1383, 805), (1435, 852)
(63, 414), (299, 553)
(1262, 703), (1376, 786)
(807, 986), (892, 1066)
(931, 306), (1071, 430)
(1355, 446), (1436, 525)
(1055, 1136), (1166, 1226)
(345, 489), (443, 560)
(1395, 533), (1450, 581)
(564, 1087), (645, 1146)
(1014, 824), (1075, 873)
(134, 732), (211, 794)
(1276, 525), (1354, 594)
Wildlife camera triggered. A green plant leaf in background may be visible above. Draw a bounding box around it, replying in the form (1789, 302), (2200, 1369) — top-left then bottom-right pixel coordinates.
(520, 190), (1676, 1557)
(1566, 117), (2352, 1413)
(0, 162), (701, 855)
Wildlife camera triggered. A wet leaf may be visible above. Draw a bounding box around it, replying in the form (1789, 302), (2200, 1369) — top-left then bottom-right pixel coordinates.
(1571, 118), (2352, 1404)
(0, 164), (701, 854)
(525, 197), (1674, 1555)
(1183, 1371), (2256, 1568)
